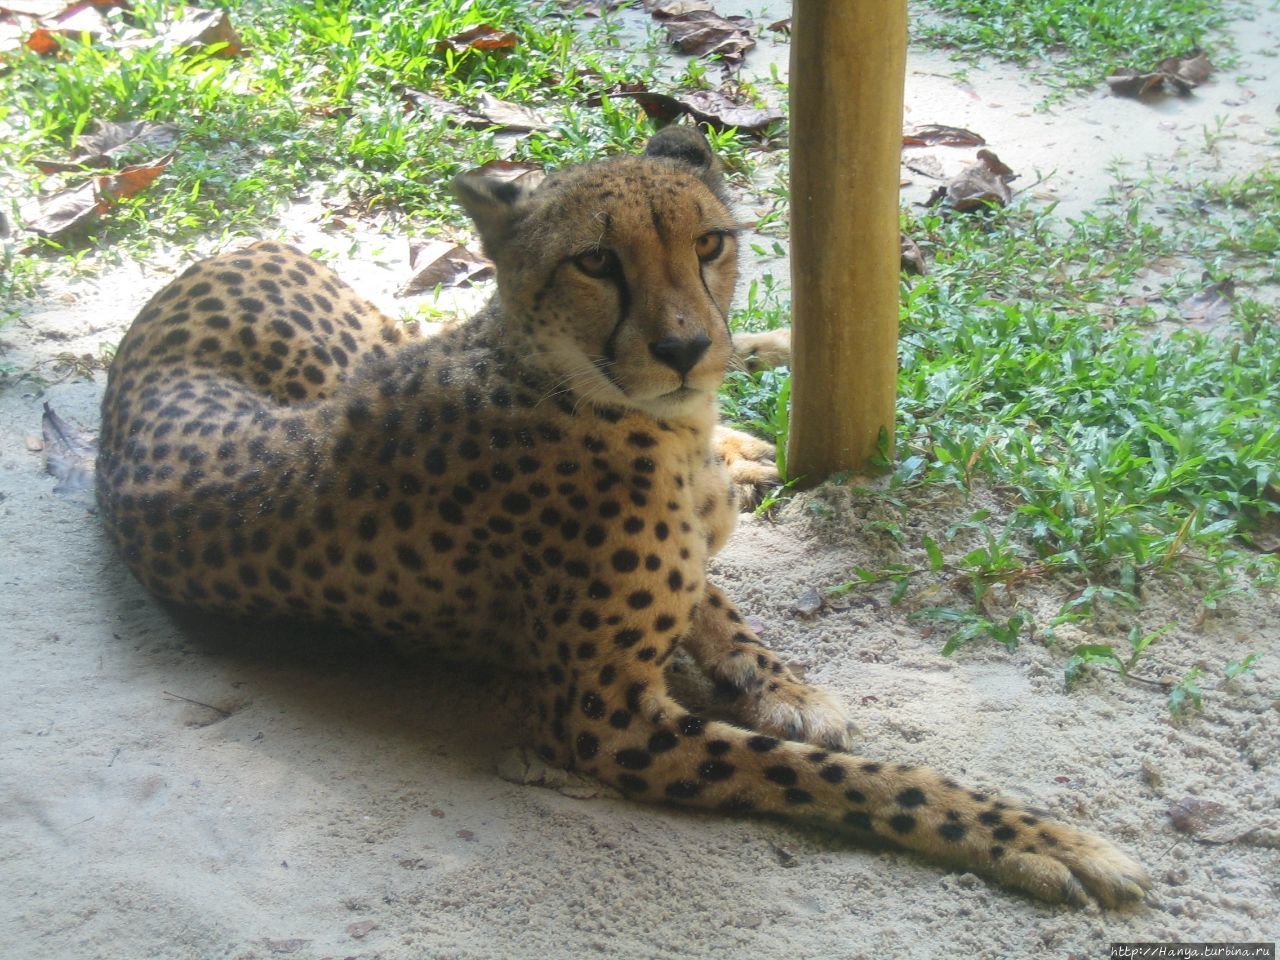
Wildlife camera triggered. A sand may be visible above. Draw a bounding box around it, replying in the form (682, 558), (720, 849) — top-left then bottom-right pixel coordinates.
(2, 4), (1279, 958)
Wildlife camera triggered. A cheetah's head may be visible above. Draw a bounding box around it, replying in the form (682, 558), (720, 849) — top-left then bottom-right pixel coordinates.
(454, 128), (742, 421)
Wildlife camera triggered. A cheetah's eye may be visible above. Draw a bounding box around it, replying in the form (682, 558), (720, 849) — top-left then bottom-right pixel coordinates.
(573, 249), (618, 279)
(694, 231), (725, 262)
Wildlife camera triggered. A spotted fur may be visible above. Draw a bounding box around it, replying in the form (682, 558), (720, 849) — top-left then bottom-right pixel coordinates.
(97, 128), (1149, 907)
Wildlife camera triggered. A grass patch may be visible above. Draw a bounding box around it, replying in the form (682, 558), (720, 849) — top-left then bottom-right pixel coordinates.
(2, 0), (739, 306)
(913, 0), (1239, 95)
(725, 182), (1280, 659)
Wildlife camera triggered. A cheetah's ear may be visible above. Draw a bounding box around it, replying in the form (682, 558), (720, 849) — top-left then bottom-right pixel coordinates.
(644, 126), (723, 192)
(452, 163), (545, 258)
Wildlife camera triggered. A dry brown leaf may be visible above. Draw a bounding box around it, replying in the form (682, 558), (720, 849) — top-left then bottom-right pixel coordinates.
(95, 151), (174, 204)
(792, 586), (824, 617)
(767, 17), (791, 33)
(554, 0), (632, 15)
(346, 921), (378, 940)
(598, 88), (781, 133)
(401, 240), (493, 296)
(676, 90), (783, 132)
(41, 402), (97, 494)
(941, 149), (1016, 211)
(401, 88), (487, 127)
(644, 0), (711, 15)
(1108, 52), (1213, 98)
(438, 24), (517, 53)
(901, 233), (927, 276)
(263, 940), (310, 955)
(23, 151), (173, 239)
(34, 119), (178, 172)
(460, 159), (545, 190)
(54, 3), (109, 35)
(162, 7), (243, 56)
(24, 24), (59, 53)
(1252, 512), (1280, 554)
(23, 180), (100, 238)
(1177, 275), (1234, 325)
(475, 93), (553, 132)
(661, 10), (754, 67)
(903, 155), (946, 180)
(903, 124), (986, 148)
(1169, 795), (1227, 834)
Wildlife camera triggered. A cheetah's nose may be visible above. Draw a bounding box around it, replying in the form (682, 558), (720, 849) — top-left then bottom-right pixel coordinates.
(649, 334), (711, 376)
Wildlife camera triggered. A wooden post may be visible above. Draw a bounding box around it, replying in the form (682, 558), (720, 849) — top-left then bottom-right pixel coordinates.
(786, 1), (907, 480)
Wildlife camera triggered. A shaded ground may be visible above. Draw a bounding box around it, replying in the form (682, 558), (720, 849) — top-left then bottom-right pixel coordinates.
(2, 4), (1279, 959)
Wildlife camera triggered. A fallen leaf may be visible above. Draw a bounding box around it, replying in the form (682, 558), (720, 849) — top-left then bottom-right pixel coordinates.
(554, 0), (632, 14)
(60, 3), (111, 31)
(644, 0), (711, 15)
(162, 7), (243, 56)
(767, 17), (791, 33)
(474, 92), (553, 132)
(1169, 795), (1227, 834)
(23, 180), (100, 239)
(903, 124), (986, 147)
(903, 154), (946, 180)
(1167, 52), (1212, 86)
(939, 149), (1016, 211)
(263, 940), (310, 955)
(95, 151), (174, 205)
(401, 88), (487, 127)
(400, 240), (493, 295)
(1176, 275), (1234, 325)
(792, 586), (824, 617)
(1252, 512), (1280, 553)
(457, 159), (545, 191)
(1107, 52), (1213, 98)
(68, 119), (178, 169)
(770, 841), (799, 867)
(678, 89), (783, 131)
(346, 920), (378, 940)
(438, 23), (517, 53)
(661, 10), (754, 67)
(602, 88), (782, 133)
(24, 24), (59, 54)
(41, 401), (97, 494)
(901, 232), (926, 275)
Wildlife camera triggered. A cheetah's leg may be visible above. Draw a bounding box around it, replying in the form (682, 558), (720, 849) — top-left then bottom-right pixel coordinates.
(730, 328), (791, 373)
(712, 426), (779, 511)
(540, 659), (1150, 908)
(681, 584), (857, 751)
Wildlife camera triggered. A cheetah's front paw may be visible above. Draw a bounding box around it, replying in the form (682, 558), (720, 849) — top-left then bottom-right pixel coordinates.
(713, 650), (858, 751)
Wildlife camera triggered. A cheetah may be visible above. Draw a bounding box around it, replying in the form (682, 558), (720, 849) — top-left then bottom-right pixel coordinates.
(97, 127), (1150, 908)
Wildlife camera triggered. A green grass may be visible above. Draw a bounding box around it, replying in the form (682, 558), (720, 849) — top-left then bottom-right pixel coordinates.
(913, 0), (1240, 94)
(724, 177), (1280, 664)
(3, 0), (755, 303)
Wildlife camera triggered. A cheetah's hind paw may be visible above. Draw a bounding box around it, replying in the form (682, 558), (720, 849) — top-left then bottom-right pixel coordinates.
(713, 426), (780, 511)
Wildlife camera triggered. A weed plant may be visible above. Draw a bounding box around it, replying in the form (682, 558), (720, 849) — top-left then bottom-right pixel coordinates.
(913, 0), (1240, 94)
(723, 184), (1280, 664)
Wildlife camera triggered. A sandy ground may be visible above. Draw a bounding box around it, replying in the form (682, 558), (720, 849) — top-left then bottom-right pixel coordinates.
(3, 4), (1280, 959)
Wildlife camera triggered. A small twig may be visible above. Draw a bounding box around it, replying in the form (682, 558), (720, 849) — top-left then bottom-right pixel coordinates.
(1096, 666), (1170, 689)
(161, 690), (230, 717)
